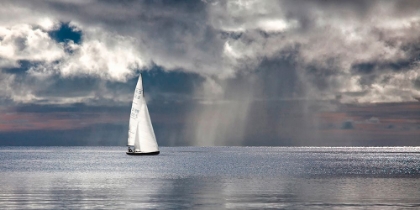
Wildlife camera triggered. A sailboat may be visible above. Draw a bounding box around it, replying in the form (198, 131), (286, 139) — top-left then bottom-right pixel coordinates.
(126, 74), (160, 155)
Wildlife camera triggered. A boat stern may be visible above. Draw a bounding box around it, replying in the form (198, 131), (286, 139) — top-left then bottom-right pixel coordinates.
(127, 146), (135, 153)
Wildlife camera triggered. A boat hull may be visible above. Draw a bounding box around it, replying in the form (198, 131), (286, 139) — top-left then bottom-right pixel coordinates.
(126, 151), (160, 156)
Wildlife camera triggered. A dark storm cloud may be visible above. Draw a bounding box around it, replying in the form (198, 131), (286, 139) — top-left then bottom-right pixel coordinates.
(2, 60), (38, 74)
(36, 76), (99, 98)
(13, 103), (126, 113)
(141, 67), (205, 101)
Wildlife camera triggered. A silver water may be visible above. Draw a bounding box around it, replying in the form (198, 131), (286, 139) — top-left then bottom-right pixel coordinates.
(1, 147), (420, 209)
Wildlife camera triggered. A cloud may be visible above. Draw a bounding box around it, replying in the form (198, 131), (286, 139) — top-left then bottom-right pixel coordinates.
(2, 1), (420, 146)
(0, 24), (64, 67)
(1, 0), (420, 105)
(208, 0), (420, 103)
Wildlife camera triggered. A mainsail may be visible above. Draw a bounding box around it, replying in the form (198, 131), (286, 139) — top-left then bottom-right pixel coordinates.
(127, 74), (159, 154)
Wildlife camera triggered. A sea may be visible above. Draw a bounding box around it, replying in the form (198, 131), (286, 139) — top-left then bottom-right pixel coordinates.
(1, 147), (420, 209)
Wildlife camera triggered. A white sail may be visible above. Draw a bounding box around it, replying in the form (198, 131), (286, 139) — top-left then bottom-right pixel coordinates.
(136, 101), (159, 152)
(127, 74), (159, 154)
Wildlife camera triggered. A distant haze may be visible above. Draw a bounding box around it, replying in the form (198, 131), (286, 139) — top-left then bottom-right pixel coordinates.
(0, 1), (419, 146)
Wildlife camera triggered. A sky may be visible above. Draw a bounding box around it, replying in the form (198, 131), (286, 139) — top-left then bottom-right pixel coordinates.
(0, 0), (420, 146)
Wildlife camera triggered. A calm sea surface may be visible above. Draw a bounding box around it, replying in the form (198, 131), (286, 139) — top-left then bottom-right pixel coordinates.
(1, 147), (420, 209)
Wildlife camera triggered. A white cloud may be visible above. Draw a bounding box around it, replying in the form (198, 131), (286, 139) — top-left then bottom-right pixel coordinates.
(57, 29), (146, 81)
(257, 19), (298, 32)
(0, 24), (64, 66)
